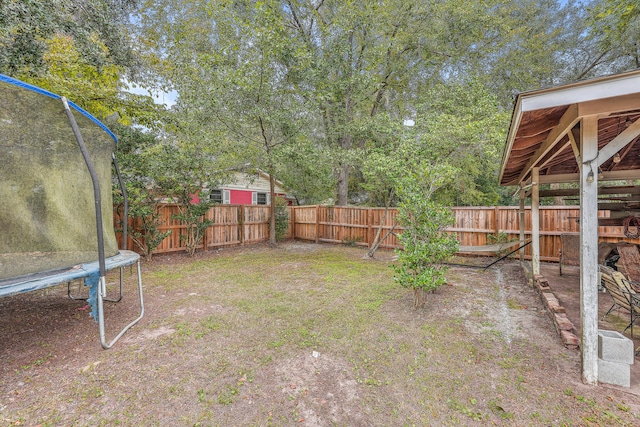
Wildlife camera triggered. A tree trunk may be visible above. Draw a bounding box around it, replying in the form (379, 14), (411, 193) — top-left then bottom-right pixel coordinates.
(268, 172), (277, 247)
(550, 183), (564, 206)
(336, 163), (349, 206)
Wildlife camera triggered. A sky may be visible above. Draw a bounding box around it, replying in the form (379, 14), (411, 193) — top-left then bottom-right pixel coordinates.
(125, 81), (178, 108)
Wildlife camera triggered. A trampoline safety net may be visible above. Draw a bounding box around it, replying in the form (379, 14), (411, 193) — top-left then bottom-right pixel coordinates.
(0, 76), (119, 280)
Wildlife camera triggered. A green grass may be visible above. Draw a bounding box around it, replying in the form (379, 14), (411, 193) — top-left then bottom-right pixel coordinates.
(2, 244), (638, 426)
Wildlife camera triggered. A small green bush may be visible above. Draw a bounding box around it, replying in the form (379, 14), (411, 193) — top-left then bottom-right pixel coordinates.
(274, 196), (290, 242)
(393, 181), (458, 308)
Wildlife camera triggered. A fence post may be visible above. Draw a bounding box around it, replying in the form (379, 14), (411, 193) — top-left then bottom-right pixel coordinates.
(315, 205), (320, 244)
(519, 189), (526, 260)
(290, 206), (295, 240)
(367, 208), (373, 248)
(494, 205), (500, 237)
(203, 206), (211, 250)
(239, 205), (245, 246)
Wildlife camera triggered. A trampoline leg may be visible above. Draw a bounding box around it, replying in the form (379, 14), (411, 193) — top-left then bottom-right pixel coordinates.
(98, 260), (144, 349)
(69, 271), (123, 303)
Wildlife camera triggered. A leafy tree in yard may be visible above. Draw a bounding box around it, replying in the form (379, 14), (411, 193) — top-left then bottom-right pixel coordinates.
(273, 139), (335, 205)
(150, 142), (226, 256)
(411, 78), (509, 206)
(171, 199), (214, 257)
(127, 0), (634, 210)
(0, 0), (138, 76)
(137, 0), (308, 246)
(0, 0), (159, 127)
(23, 33), (160, 127)
(393, 165), (459, 309)
(362, 79), (505, 257)
(589, 0), (640, 71)
(112, 124), (171, 261)
(273, 196), (290, 243)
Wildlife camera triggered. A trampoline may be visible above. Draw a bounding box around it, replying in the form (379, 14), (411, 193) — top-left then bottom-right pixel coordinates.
(0, 74), (144, 349)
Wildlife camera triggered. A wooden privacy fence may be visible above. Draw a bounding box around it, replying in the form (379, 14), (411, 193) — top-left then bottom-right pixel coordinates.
(116, 204), (272, 254)
(451, 206), (640, 262)
(115, 204), (640, 261)
(290, 205), (401, 249)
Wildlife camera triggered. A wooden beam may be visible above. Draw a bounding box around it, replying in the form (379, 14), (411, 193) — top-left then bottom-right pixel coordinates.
(537, 169), (640, 184)
(577, 93), (640, 117)
(580, 115), (599, 386)
(598, 201), (640, 210)
(599, 216), (640, 226)
(538, 139), (573, 171)
(520, 71), (640, 112)
(607, 210), (640, 219)
(519, 188), (526, 261)
(518, 104), (580, 183)
(568, 127), (581, 163)
(597, 118), (640, 167)
(539, 185), (640, 198)
(531, 167), (540, 276)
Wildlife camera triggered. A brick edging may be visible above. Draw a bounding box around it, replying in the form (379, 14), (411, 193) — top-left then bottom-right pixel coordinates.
(531, 273), (580, 350)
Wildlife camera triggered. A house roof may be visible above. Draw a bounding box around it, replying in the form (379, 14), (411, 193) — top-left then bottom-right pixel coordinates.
(499, 69), (640, 187)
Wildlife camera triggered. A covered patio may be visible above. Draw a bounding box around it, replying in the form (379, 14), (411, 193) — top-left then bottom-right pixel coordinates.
(500, 69), (640, 385)
(536, 262), (640, 394)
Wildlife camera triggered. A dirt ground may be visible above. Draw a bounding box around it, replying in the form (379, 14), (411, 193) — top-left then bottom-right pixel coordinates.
(1, 242), (639, 426)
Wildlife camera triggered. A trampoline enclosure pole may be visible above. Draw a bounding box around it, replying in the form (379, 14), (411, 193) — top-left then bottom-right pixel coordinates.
(61, 97), (106, 278)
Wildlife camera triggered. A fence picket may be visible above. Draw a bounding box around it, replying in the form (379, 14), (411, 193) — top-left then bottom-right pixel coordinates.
(115, 204), (640, 260)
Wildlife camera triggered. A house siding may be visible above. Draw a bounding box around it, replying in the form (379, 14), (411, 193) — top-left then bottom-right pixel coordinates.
(223, 172), (287, 194)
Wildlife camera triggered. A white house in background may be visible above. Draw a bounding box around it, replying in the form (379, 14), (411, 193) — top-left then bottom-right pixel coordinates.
(208, 171), (296, 206)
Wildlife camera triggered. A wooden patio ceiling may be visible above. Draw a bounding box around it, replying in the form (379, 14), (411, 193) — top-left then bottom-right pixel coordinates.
(498, 70), (640, 386)
(500, 70), (640, 188)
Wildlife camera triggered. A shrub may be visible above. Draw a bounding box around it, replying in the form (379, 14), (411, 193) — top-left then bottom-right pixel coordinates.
(172, 200), (214, 256)
(393, 181), (458, 308)
(274, 196), (290, 242)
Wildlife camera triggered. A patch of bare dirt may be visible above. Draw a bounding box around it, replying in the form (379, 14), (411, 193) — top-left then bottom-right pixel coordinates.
(1, 243), (639, 426)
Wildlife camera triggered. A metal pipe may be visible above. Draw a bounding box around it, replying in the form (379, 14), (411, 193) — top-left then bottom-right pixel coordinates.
(112, 153), (129, 250)
(61, 97), (106, 277)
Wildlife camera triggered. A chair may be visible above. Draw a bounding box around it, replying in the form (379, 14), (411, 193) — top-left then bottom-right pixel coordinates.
(559, 233), (580, 275)
(599, 265), (640, 338)
(615, 243), (640, 284)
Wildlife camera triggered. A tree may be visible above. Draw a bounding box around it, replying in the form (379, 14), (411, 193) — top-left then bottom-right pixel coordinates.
(284, 0), (439, 205)
(273, 139), (334, 204)
(150, 143), (224, 256)
(137, 0), (309, 245)
(273, 195), (290, 242)
(112, 124), (172, 261)
(393, 164), (459, 309)
(1, 0), (161, 127)
(24, 33), (160, 126)
(130, 0), (631, 211)
(410, 78), (510, 206)
(589, 0), (640, 71)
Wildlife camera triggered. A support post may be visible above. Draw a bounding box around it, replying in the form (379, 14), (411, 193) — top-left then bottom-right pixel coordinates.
(239, 205), (245, 246)
(315, 205), (320, 244)
(290, 206), (295, 240)
(580, 115), (600, 385)
(367, 208), (373, 249)
(519, 187), (526, 261)
(531, 168), (541, 276)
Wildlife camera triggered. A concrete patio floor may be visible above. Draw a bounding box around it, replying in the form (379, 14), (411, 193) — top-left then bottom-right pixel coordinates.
(537, 262), (640, 395)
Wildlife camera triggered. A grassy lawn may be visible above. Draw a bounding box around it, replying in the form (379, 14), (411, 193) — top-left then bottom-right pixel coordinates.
(1, 242), (639, 426)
